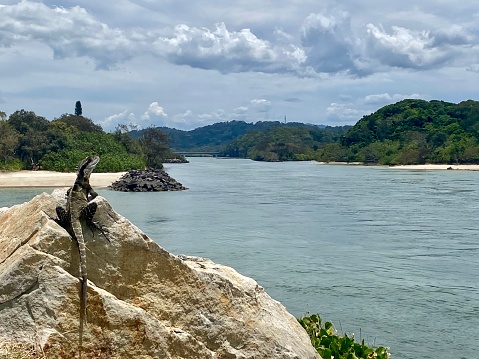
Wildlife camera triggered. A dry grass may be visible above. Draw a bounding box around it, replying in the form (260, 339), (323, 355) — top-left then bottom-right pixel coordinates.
(0, 342), (45, 359)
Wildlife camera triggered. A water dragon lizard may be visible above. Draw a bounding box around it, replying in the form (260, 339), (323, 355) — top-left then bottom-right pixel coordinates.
(55, 155), (100, 358)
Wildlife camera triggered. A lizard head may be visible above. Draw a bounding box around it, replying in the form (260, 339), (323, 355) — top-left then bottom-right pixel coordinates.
(77, 156), (100, 180)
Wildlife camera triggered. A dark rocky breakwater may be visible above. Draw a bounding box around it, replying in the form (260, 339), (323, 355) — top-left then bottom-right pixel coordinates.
(110, 168), (187, 192)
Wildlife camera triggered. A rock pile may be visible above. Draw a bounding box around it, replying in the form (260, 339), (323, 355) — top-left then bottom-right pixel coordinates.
(110, 168), (187, 192)
(163, 157), (189, 163)
(0, 191), (320, 358)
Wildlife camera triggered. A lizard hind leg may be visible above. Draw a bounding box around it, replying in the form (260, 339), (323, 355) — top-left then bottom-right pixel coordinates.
(81, 202), (97, 222)
(81, 202), (110, 241)
(55, 206), (75, 237)
(56, 206), (69, 224)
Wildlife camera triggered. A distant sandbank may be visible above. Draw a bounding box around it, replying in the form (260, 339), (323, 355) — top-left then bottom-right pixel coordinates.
(390, 164), (479, 170)
(315, 162), (479, 171)
(0, 170), (126, 188)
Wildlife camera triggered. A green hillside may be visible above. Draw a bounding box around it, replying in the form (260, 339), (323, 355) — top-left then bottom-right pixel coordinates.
(317, 99), (479, 165)
(169, 99), (479, 164)
(222, 125), (349, 161)
(144, 120), (333, 152)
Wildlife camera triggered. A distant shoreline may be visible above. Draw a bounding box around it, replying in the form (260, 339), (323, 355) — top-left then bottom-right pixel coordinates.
(0, 170), (126, 188)
(314, 162), (479, 171)
(389, 164), (479, 171)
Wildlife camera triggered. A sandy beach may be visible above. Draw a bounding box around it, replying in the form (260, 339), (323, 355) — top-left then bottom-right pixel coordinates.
(389, 164), (479, 170)
(0, 170), (126, 188)
(315, 161), (479, 171)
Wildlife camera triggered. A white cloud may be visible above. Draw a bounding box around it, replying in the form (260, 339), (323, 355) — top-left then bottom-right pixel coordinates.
(153, 22), (307, 75)
(325, 92), (426, 124)
(365, 25), (441, 68)
(363, 93), (422, 105)
(233, 106), (248, 115)
(0, 1), (140, 69)
(300, 11), (362, 75)
(364, 23), (477, 70)
(326, 102), (362, 122)
(101, 110), (136, 129)
(101, 102), (167, 130)
(250, 99), (272, 113)
(142, 102), (168, 120)
(1, 1), (478, 77)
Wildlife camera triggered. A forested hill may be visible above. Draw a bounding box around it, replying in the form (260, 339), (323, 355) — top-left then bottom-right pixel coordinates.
(222, 125), (349, 161)
(144, 120), (333, 151)
(152, 99), (479, 164)
(316, 99), (479, 165)
(133, 120), (351, 162)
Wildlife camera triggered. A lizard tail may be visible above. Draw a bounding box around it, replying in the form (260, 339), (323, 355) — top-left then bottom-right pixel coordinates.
(81, 276), (87, 325)
(72, 222), (88, 358)
(79, 276), (87, 359)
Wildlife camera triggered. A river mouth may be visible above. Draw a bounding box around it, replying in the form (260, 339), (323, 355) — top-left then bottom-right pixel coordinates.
(2, 157), (478, 359)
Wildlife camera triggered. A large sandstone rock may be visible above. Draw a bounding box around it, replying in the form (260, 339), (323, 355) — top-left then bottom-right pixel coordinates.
(0, 191), (320, 359)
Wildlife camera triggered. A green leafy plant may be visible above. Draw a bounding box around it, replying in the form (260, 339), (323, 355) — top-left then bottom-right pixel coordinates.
(0, 159), (23, 171)
(298, 314), (390, 359)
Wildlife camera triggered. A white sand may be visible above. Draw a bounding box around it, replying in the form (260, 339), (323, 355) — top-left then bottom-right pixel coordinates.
(315, 161), (479, 171)
(0, 170), (126, 188)
(389, 164), (479, 171)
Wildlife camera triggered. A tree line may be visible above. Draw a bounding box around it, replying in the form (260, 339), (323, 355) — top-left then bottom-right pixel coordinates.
(216, 99), (479, 164)
(221, 125), (349, 161)
(3, 98), (479, 170)
(0, 109), (177, 172)
(148, 120), (346, 152)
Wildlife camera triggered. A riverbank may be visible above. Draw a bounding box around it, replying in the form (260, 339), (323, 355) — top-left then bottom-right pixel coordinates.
(0, 170), (126, 188)
(315, 162), (479, 170)
(390, 164), (479, 170)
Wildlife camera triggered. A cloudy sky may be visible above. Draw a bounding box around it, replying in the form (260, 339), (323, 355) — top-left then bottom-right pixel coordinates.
(1, 1), (479, 131)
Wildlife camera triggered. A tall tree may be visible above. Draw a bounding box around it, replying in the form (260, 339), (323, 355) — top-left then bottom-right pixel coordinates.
(54, 113), (103, 133)
(138, 127), (170, 168)
(7, 110), (50, 166)
(75, 101), (83, 116)
(0, 120), (20, 165)
(8, 109), (49, 134)
(113, 124), (143, 155)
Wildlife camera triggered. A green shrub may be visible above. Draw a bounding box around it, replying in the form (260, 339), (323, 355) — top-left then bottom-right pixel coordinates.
(0, 159), (23, 171)
(298, 314), (390, 359)
(39, 131), (147, 172)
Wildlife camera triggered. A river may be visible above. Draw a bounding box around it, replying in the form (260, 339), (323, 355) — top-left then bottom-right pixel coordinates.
(1, 157), (478, 359)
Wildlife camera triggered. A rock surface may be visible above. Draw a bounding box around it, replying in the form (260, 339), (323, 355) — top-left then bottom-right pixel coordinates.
(110, 168), (187, 192)
(0, 191), (320, 359)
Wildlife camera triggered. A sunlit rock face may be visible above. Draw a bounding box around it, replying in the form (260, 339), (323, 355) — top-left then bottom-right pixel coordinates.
(0, 191), (320, 359)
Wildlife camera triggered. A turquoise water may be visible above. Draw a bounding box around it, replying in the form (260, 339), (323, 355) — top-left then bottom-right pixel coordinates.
(2, 157), (478, 359)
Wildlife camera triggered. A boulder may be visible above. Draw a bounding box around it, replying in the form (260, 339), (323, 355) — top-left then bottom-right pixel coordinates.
(0, 191), (320, 359)
(162, 158), (189, 164)
(110, 168), (187, 192)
